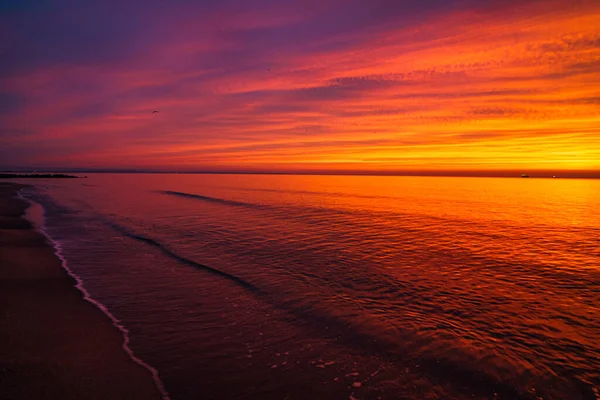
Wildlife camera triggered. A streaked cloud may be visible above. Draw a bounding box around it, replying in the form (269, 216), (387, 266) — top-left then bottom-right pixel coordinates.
(1, 0), (599, 173)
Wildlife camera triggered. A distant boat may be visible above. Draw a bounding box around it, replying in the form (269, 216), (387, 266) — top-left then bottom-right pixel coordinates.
(521, 174), (529, 178)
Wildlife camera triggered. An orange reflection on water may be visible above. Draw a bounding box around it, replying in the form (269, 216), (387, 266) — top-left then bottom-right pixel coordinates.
(38, 173), (600, 399)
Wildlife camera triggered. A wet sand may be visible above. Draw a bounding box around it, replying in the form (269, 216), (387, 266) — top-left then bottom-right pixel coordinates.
(0, 183), (163, 400)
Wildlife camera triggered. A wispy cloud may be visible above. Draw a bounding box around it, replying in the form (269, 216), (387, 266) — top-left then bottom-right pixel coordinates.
(1, 0), (599, 171)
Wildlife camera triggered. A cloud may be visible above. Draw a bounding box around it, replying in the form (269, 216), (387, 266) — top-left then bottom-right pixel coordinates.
(1, 0), (599, 171)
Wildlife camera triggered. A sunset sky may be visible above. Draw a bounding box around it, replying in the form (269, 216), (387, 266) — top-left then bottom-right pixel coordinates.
(1, 0), (599, 175)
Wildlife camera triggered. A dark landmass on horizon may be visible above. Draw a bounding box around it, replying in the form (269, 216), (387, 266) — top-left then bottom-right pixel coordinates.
(2, 169), (599, 179)
(0, 174), (80, 179)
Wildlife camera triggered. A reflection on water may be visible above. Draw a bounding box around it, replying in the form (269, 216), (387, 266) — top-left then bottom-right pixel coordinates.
(23, 174), (600, 400)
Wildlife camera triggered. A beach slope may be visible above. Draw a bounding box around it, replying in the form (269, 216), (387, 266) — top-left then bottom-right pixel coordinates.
(0, 183), (163, 400)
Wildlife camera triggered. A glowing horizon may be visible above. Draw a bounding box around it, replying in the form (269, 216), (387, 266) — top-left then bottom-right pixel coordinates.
(1, 0), (599, 173)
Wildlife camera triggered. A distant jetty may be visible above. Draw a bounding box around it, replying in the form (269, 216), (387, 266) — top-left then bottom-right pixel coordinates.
(0, 173), (80, 179)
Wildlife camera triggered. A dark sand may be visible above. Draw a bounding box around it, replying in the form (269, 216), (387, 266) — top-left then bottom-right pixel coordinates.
(0, 183), (163, 400)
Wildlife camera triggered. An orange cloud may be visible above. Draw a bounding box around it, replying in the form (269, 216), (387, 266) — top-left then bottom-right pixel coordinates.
(1, 0), (598, 174)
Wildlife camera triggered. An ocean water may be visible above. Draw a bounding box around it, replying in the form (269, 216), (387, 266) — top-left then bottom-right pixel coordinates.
(18, 174), (600, 400)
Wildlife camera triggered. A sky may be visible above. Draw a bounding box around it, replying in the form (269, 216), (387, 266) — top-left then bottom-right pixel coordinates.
(1, 0), (599, 175)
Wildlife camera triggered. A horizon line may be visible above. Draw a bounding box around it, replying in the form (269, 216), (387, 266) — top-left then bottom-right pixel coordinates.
(2, 168), (599, 179)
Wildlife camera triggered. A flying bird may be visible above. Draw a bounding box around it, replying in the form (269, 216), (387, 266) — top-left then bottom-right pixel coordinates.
(152, 110), (160, 114)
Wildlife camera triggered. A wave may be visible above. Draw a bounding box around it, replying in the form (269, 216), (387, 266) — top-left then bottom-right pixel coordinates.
(107, 221), (261, 293)
(157, 189), (454, 228)
(104, 221), (544, 399)
(105, 224), (402, 362)
(18, 190), (171, 400)
(223, 185), (401, 201)
(159, 190), (266, 210)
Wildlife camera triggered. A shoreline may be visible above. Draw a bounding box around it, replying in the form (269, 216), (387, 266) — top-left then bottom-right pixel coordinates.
(0, 182), (166, 400)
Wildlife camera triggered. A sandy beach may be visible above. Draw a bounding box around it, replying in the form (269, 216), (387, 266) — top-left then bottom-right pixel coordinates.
(0, 182), (163, 400)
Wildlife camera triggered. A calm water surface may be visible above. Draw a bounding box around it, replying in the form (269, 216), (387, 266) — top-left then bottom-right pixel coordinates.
(20, 174), (600, 400)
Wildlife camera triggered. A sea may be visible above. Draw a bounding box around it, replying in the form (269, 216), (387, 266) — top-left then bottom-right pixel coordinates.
(17, 174), (600, 400)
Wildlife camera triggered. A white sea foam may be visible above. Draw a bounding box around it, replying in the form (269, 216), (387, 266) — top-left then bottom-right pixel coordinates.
(18, 189), (171, 400)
